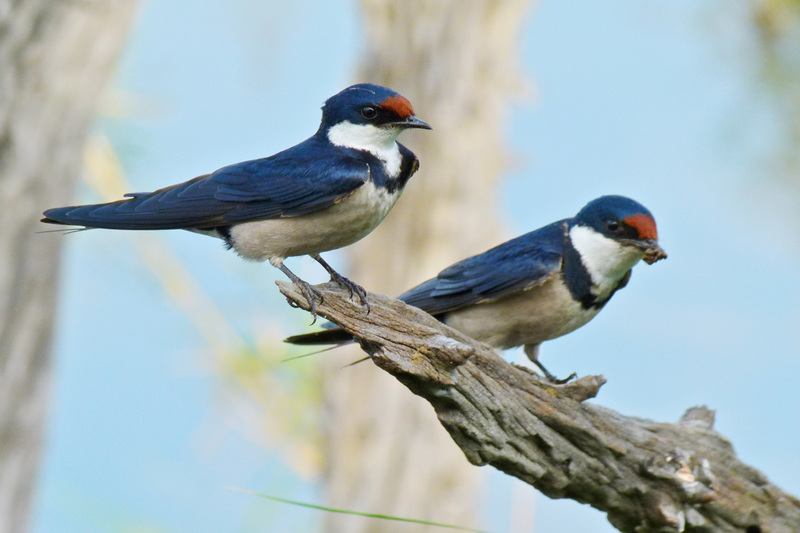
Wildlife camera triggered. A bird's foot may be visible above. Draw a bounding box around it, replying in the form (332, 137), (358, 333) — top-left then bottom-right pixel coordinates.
(290, 279), (324, 324)
(329, 272), (370, 313)
(545, 371), (577, 385)
(532, 359), (576, 385)
(309, 254), (370, 313)
(275, 260), (325, 323)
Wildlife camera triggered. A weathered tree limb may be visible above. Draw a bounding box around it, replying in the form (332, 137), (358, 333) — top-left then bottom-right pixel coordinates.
(279, 282), (800, 533)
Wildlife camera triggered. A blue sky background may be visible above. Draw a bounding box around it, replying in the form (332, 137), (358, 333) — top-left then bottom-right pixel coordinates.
(32, 1), (800, 532)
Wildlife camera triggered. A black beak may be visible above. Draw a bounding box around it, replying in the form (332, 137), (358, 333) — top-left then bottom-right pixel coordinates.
(393, 116), (432, 130)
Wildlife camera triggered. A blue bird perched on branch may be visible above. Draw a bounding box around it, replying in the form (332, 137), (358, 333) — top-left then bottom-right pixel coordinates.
(286, 195), (667, 383)
(42, 84), (431, 317)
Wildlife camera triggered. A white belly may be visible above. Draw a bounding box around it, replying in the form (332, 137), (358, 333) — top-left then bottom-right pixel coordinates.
(228, 182), (400, 262)
(443, 276), (601, 350)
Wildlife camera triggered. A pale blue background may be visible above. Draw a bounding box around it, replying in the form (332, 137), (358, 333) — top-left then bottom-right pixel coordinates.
(33, 1), (800, 532)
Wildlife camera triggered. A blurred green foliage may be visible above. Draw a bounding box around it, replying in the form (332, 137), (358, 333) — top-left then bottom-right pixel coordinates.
(750, 0), (800, 177)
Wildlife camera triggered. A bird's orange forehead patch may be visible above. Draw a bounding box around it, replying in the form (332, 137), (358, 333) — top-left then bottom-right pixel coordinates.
(624, 213), (658, 240)
(380, 95), (414, 119)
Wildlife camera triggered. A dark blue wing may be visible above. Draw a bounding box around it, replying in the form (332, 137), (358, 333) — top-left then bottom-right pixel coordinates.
(42, 136), (370, 230)
(399, 220), (567, 315)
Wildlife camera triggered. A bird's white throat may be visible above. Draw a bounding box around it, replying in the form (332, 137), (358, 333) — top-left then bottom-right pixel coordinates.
(569, 225), (644, 298)
(327, 121), (402, 177)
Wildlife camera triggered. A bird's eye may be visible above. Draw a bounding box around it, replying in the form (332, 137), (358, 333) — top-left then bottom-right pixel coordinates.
(360, 105), (378, 119)
(606, 219), (621, 232)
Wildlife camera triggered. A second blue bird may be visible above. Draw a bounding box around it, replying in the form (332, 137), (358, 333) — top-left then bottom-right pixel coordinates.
(286, 195), (667, 382)
(42, 83), (431, 315)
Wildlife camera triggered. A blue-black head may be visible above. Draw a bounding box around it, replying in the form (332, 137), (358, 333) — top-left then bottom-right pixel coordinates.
(319, 83), (431, 132)
(571, 195), (667, 264)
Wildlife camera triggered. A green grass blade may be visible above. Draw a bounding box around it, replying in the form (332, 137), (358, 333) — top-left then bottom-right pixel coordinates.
(226, 487), (488, 533)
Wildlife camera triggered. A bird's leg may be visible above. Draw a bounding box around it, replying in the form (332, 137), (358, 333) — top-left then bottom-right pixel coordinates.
(524, 344), (576, 385)
(310, 253), (370, 313)
(273, 259), (323, 323)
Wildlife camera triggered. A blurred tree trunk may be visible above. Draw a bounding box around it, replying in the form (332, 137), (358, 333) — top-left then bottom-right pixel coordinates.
(0, 2), (137, 532)
(322, 1), (535, 531)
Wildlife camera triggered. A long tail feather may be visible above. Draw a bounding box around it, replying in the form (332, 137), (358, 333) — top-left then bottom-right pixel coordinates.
(284, 327), (353, 346)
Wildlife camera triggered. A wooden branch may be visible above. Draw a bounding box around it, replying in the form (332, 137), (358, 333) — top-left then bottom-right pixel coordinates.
(279, 282), (800, 533)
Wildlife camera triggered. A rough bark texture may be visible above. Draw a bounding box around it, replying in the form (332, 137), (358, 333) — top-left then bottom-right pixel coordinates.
(323, 1), (534, 531)
(0, 2), (138, 532)
(284, 282), (800, 533)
